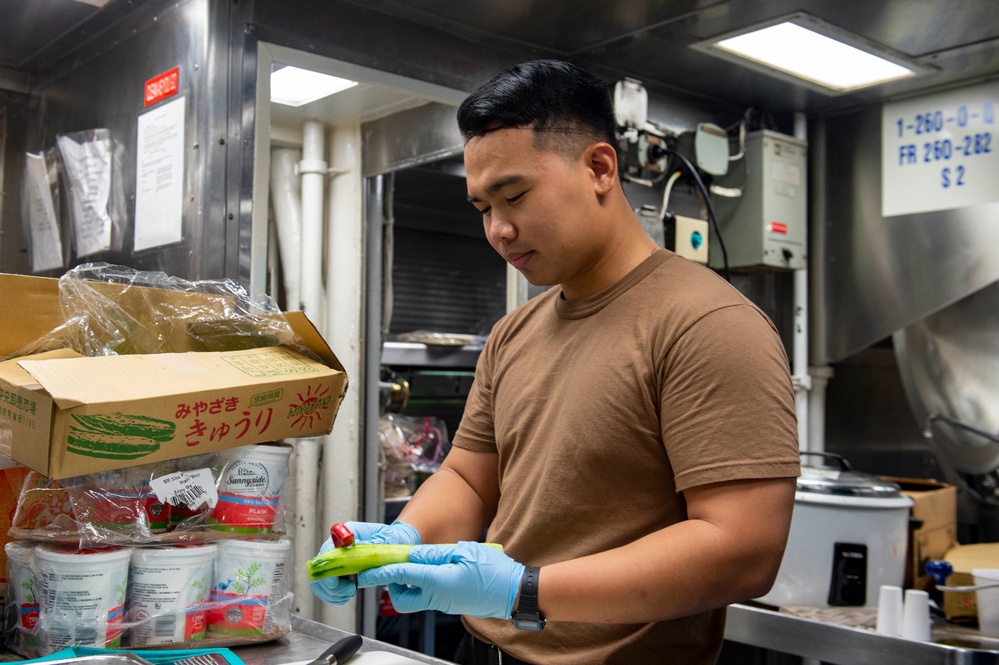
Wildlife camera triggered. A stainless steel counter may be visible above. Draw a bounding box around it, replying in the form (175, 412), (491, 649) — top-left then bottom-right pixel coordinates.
(231, 615), (451, 664)
(725, 603), (999, 665)
(253, 607), (999, 665)
(4, 606), (996, 663)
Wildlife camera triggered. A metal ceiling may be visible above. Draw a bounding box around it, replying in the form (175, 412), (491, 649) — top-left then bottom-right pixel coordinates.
(339, 0), (999, 116)
(2, 0), (998, 117)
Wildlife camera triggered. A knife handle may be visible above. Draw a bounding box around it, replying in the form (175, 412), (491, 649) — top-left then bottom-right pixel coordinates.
(308, 633), (363, 665)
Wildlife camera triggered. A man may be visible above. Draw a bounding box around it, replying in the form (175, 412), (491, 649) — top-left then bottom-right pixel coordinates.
(313, 59), (799, 664)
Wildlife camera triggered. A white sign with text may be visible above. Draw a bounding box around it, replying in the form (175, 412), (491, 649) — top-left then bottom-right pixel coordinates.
(882, 81), (997, 217)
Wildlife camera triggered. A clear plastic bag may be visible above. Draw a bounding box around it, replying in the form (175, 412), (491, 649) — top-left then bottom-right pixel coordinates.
(4, 539), (293, 658)
(9, 443), (291, 548)
(6, 263), (313, 361)
(378, 414), (448, 498)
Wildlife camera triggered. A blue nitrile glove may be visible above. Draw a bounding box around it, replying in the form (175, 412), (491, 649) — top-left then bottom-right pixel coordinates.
(310, 520), (422, 605)
(357, 541), (525, 619)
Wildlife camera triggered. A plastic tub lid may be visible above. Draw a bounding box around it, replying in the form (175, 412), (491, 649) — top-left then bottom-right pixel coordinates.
(797, 469), (905, 499)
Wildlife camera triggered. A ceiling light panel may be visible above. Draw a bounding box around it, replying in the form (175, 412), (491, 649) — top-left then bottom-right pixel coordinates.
(270, 66), (358, 107)
(693, 13), (936, 95)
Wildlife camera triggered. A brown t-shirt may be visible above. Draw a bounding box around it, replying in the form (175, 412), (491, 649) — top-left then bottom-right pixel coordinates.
(453, 249), (800, 665)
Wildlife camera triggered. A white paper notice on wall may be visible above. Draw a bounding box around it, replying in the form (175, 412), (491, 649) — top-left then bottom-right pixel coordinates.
(882, 81), (998, 217)
(135, 95), (185, 251)
(24, 152), (64, 272)
(57, 131), (113, 257)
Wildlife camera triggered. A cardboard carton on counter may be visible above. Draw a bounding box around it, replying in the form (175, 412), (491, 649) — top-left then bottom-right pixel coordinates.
(0, 273), (348, 479)
(880, 476), (958, 591)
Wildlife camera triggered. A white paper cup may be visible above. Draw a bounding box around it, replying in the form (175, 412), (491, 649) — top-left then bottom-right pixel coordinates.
(127, 543), (217, 646)
(208, 538), (291, 636)
(902, 588), (931, 641)
(209, 443), (292, 533)
(973, 569), (999, 636)
(876, 584), (903, 636)
(34, 545), (132, 655)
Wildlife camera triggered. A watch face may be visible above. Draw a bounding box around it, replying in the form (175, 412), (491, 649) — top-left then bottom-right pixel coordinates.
(512, 614), (545, 631)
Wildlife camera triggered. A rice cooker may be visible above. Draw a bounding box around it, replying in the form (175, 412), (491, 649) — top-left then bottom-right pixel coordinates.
(757, 453), (913, 608)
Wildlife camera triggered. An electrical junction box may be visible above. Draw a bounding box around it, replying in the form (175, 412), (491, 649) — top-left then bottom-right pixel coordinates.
(676, 123), (730, 177)
(709, 130), (807, 271)
(613, 78), (648, 129)
(672, 215), (709, 264)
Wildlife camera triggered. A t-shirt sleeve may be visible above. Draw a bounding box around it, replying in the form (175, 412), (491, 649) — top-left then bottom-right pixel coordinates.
(661, 304), (800, 492)
(451, 335), (499, 454)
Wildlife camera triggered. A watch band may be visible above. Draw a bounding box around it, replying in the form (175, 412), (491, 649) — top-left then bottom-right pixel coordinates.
(512, 566), (545, 631)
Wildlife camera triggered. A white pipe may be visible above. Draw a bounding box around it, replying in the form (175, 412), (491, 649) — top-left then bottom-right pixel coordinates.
(806, 117), (832, 456)
(792, 113), (811, 452)
(808, 365), (834, 454)
(269, 148), (303, 310)
(292, 121), (327, 621)
(300, 121), (326, 317)
(794, 269), (810, 451)
(320, 122), (364, 631)
(293, 438), (321, 621)
(267, 219), (280, 300)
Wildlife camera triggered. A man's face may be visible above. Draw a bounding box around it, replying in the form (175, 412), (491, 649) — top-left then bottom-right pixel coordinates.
(464, 127), (606, 292)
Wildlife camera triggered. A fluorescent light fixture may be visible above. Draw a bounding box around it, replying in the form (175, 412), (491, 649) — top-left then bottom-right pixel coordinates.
(270, 66), (358, 107)
(693, 13), (935, 94)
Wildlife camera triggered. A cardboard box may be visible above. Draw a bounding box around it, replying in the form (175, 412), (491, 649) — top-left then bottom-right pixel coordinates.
(0, 273), (348, 479)
(943, 543), (999, 622)
(880, 476), (958, 590)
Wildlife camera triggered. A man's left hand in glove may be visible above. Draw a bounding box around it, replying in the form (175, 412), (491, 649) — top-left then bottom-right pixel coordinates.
(358, 541), (526, 619)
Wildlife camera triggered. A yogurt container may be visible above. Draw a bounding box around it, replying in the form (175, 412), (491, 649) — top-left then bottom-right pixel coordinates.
(127, 543), (217, 646)
(208, 538), (291, 636)
(5, 541), (39, 651)
(34, 545), (132, 655)
(208, 443), (292, 533)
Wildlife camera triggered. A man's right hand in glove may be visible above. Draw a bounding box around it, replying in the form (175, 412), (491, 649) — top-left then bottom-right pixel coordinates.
(310, 520), (422, 605)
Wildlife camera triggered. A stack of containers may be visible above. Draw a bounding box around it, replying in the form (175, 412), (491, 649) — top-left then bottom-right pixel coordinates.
(0, 267), (347, 659)
(3, 441), (295, 657)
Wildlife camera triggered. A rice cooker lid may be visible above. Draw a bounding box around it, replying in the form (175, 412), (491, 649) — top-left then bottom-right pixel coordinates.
(797, 466), (904, 499)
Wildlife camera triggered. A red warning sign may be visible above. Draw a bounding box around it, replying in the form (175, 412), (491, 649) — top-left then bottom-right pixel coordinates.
(144, 67), (180, 107)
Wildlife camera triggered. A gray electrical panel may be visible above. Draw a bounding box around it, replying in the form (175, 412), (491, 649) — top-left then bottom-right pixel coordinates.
(710, 130), (807, 271)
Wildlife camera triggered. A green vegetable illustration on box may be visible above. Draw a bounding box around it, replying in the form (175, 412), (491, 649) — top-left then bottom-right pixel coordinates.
(68, 412), (176, 460)
(115, 577), (128, 606)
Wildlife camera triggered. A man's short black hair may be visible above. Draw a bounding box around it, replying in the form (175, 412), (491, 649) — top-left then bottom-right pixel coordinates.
(457, 59), (618, 160)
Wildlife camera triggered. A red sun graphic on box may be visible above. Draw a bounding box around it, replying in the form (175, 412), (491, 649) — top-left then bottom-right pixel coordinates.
(288, 383), (333, 431)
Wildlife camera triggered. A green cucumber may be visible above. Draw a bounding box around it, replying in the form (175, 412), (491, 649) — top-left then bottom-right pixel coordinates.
(306, 542), (504, 580)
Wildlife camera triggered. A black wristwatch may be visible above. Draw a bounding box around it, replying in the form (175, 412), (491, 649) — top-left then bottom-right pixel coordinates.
(511, 566), (546, 631)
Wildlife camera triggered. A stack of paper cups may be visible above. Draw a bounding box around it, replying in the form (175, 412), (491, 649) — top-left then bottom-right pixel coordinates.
(902, 588), (931, 641)
(876, 585), (903, 636)
(972, 569), (999, 636)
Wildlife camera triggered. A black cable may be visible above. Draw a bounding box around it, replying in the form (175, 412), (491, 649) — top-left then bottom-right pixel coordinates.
(668, 150), (731, 282)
